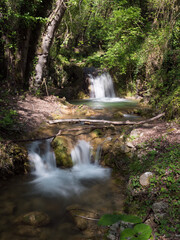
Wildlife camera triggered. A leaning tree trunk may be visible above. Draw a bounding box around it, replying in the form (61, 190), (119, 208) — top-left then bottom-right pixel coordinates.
(30, 0), (68, 91)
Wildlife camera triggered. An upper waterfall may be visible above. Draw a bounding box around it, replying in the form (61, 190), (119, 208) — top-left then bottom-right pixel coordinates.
(89, 72), (115, 99)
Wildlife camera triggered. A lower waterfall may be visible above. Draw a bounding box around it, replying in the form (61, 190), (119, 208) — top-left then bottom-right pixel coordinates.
(28, 139), (110, 197)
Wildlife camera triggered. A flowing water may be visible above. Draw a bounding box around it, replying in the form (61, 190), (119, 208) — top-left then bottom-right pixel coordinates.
(0, 139), (125, 240)
(28, 139), (110, 197)
(89, 72), (115, 98)
(72, 72), (139, 116)
(0, 72), (139, 239)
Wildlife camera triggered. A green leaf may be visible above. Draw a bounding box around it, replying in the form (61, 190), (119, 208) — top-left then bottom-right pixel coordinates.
(118, 214), (142, 224)
(120, 228), (136, 239)
(120, 224), (152, 240)
(98, 214), (142, 226)
(98, 214), (121, 226)
(133, 224), (152, 240)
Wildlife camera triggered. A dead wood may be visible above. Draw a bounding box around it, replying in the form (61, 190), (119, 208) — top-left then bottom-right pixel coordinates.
(48, 113), (165, 125)
(1, 113), (165, 143)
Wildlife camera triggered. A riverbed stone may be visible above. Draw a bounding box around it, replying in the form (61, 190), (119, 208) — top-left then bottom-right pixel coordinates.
(66, 204), (100, 231)
(16, 225), (41, 237)
(15, 211), (50, 227)
(139, 172), (154, 186)
(0, 201), (16, 215)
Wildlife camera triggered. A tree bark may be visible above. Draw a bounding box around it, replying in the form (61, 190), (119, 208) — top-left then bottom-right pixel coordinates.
(30, 0), (68, 90)
(48, 113), (165, 125)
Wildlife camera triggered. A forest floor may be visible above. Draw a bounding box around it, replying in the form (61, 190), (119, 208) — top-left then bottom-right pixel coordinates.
(2, 94), (179, 143)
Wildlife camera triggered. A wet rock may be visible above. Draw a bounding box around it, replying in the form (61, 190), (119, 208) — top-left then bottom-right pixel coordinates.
(51, 136), (73, 168)
(0, 202), (16, 215)
(139, 172), (154, 186)
(113, 111), (123, 119)
(16, 225), (41, 237)
(152, 201), (169, 221)
(66, 204), (100, 232)
(15, 211), (50, 227)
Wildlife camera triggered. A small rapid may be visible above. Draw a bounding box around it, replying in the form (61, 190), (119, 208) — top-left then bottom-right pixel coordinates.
(28, 139), (110, 197)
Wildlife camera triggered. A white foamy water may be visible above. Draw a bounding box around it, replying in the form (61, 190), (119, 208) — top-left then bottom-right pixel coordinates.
(89, 72), (115, 99)
(28, 139), (110, 197)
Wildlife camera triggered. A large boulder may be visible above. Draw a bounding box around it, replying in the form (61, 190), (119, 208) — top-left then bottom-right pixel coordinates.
(51, 136), (73, 168)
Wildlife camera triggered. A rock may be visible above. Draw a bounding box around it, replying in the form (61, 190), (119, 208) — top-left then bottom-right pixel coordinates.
(139, 172), (154, 186)
(0, 142), (29, 179)
(143, 123), (151, 127)
(0, 202), (16, 215)
(16, 225), (41, 237)
(129, 129), (141, 139)
(107, 220), (134, 240)
(126, 141), (135, 149)
(51, 136), (73, 168)
(113, 111), (123, 119)
(152, 201), (169, 221)
(107, 221), (120, 240)
(66, 204), (100, 232)
(15, 211), (50, 227)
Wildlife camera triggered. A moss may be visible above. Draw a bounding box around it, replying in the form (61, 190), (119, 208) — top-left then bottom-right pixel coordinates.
(0, 142), (29, 179)
(113, 111), (123, 119)
(52, 137), (73, 168)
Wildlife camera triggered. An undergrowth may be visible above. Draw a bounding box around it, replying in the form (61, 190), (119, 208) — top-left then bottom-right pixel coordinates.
(126, 138), (180, 238)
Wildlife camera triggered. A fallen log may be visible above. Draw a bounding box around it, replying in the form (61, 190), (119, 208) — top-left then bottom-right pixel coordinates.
(48, 113), (165, 125)
(1, 113), (165, 143)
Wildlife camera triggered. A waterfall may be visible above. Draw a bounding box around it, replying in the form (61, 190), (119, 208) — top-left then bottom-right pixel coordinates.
(89, 72), (115, 99)
(71, 140), (91, 165)
(28, 139), (56, 176)
(28, 139), (110, 197)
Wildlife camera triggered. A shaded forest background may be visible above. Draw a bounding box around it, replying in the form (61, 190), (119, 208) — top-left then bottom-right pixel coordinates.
(0, 0), (179, 119)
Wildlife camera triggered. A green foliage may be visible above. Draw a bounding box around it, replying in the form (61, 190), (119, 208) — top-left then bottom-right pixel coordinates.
(120, 224), (152, 240)
(98, 214), (152, 240)
(98, 214), (142, 226)
(127, 139), (180, 237)
(0, 109), (17, 128)
(50, 0), (179, 119)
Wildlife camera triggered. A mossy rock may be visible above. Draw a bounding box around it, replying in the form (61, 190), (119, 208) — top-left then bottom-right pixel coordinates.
(0, 142), (29, 179)
(15, 211), (50, 227)
(51, 137), (73, 168)
(113, 111), (123, 119)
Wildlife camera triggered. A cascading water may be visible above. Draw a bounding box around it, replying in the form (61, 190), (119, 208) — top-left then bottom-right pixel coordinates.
(28, 139), (110, 197)
(89, 72), (115, 99)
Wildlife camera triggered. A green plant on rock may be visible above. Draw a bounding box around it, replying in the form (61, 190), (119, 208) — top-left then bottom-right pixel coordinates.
(98, 213), (152, 240)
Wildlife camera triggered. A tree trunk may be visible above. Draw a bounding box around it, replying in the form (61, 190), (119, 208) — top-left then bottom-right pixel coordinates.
(30, 0), (68, 91)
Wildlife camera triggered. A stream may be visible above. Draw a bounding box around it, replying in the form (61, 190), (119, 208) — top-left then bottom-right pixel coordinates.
(0, 72), (139, 240)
